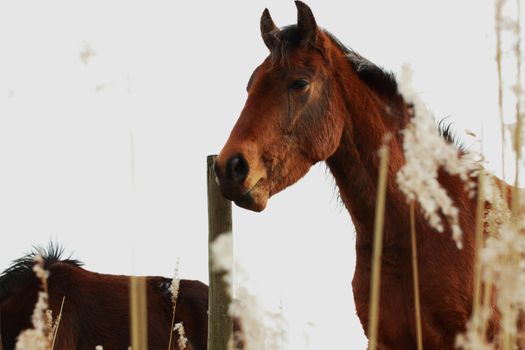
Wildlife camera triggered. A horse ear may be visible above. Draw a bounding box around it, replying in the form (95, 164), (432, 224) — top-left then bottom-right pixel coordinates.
(295, 1), (317, 46)
(261, 8), (279, 51)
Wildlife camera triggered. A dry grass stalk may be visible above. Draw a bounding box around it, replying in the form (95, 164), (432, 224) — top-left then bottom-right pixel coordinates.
(130, 276), (148, 350)
(480, 273), (494, 342)
(495, 0), (507, 186)
(50, 296), (65, 350)
(502, 301), (513, 350)
(167, 260), (180, 350)
(367, 144), (390, 350)
(504, 1), (523, 348)
(409, 201), (424, 350)
(479, 187), (500, 339)
(472, 168), (486, 326)
(511, 0), (522, 219)
(168, 312), (177, 350)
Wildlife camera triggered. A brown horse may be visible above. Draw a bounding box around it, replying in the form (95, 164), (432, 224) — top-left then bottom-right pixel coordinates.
(0, 244), (208, 350)
(215, 2), (502, 349)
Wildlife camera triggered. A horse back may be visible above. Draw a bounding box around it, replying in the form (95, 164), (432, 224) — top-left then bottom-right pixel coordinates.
(1, 260), (209, 350)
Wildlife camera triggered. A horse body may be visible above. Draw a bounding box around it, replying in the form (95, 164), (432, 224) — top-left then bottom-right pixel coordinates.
(324, 56), (484, 348)
(0, 247), (208, 350)
(215, 2), (501, 348)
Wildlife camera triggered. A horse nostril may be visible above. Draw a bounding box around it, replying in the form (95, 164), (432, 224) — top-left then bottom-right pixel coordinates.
(226, 155), (249, 184)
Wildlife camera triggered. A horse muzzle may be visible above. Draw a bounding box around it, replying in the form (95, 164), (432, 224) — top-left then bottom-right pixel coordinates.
(214, 154), (269, 212)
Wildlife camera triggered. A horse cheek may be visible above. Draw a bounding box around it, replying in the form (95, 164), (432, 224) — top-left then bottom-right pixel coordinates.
(313, 113), (345, 161)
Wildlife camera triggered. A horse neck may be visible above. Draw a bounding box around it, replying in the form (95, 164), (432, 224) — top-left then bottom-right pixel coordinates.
(325, 65), (411, 246)
(325, 61), (479, 252)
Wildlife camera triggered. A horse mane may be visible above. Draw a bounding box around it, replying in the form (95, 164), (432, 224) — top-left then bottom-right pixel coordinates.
(323, 31), (399, 100)
(438, 118), (466, 151)
(0, 242), (83, 302)
(325, 31), (467, 151)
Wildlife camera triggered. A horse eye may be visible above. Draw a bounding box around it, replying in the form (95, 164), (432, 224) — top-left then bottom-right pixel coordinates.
(289, 79), (310, 90)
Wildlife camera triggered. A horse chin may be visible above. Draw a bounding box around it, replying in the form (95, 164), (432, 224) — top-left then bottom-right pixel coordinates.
(234, 179), (269, 212)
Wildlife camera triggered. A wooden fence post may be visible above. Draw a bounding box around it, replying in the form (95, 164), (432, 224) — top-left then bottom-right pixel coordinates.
(207, 155), (233, 350)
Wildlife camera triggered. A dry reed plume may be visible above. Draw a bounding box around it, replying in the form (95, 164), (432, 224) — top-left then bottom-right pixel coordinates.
(456, 0), (524, 348)
(211, 232), (287, 350)
(397, 64), (477, 249)
(173, 323), (188, 350)
(168, 259), (180, 350)
(15, 255), (60, 350)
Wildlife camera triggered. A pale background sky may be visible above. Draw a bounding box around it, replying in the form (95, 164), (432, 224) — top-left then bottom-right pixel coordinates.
(0, 1), (521, 348)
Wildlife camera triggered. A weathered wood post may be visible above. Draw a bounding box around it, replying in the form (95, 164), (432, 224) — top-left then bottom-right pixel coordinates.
(207, 155), (233, 350)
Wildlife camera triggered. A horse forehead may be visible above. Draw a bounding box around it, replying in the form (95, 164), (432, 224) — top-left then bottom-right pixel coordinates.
(287, 48), (322, 65)
(262, 55), (319, 80)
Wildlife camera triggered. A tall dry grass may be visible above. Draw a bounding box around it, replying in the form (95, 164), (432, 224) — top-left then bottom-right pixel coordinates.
(394, 2), (524, 349)
(457, 0), (524, 348)
(130, 276), (148, 350)
(50, 296), (65, 350)
(367, 143), (389, 350)
(496, 0), (507, 187)
(167, 260), (180, 350)
(409, 202), (423, 350)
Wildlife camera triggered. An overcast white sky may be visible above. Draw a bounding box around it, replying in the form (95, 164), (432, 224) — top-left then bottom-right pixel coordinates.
(0, 1), (522, 348)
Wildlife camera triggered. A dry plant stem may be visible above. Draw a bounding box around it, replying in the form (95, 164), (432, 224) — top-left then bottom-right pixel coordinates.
(367, 145), (389, 350)
(496, 0), (507, 187)
(168, 307), (176, 350)
(130, 276), (148, 350)
(480, 273), (494, 340)
(512, 0), (522, 219)
(410, 202), (424, 350)
(481, 184), (501, 339)
(503, 1), (523, 348)
(51, 296), (65, 350)
(472, 169), (486, 326)
(168, 260), (180, 350)
(508, 2), (522, 347)
(502, 301), (513, 350)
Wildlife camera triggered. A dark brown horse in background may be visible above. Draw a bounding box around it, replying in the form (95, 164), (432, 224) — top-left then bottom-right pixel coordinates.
(0, 244), (208, 350)
(215, 2), (502, 349)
